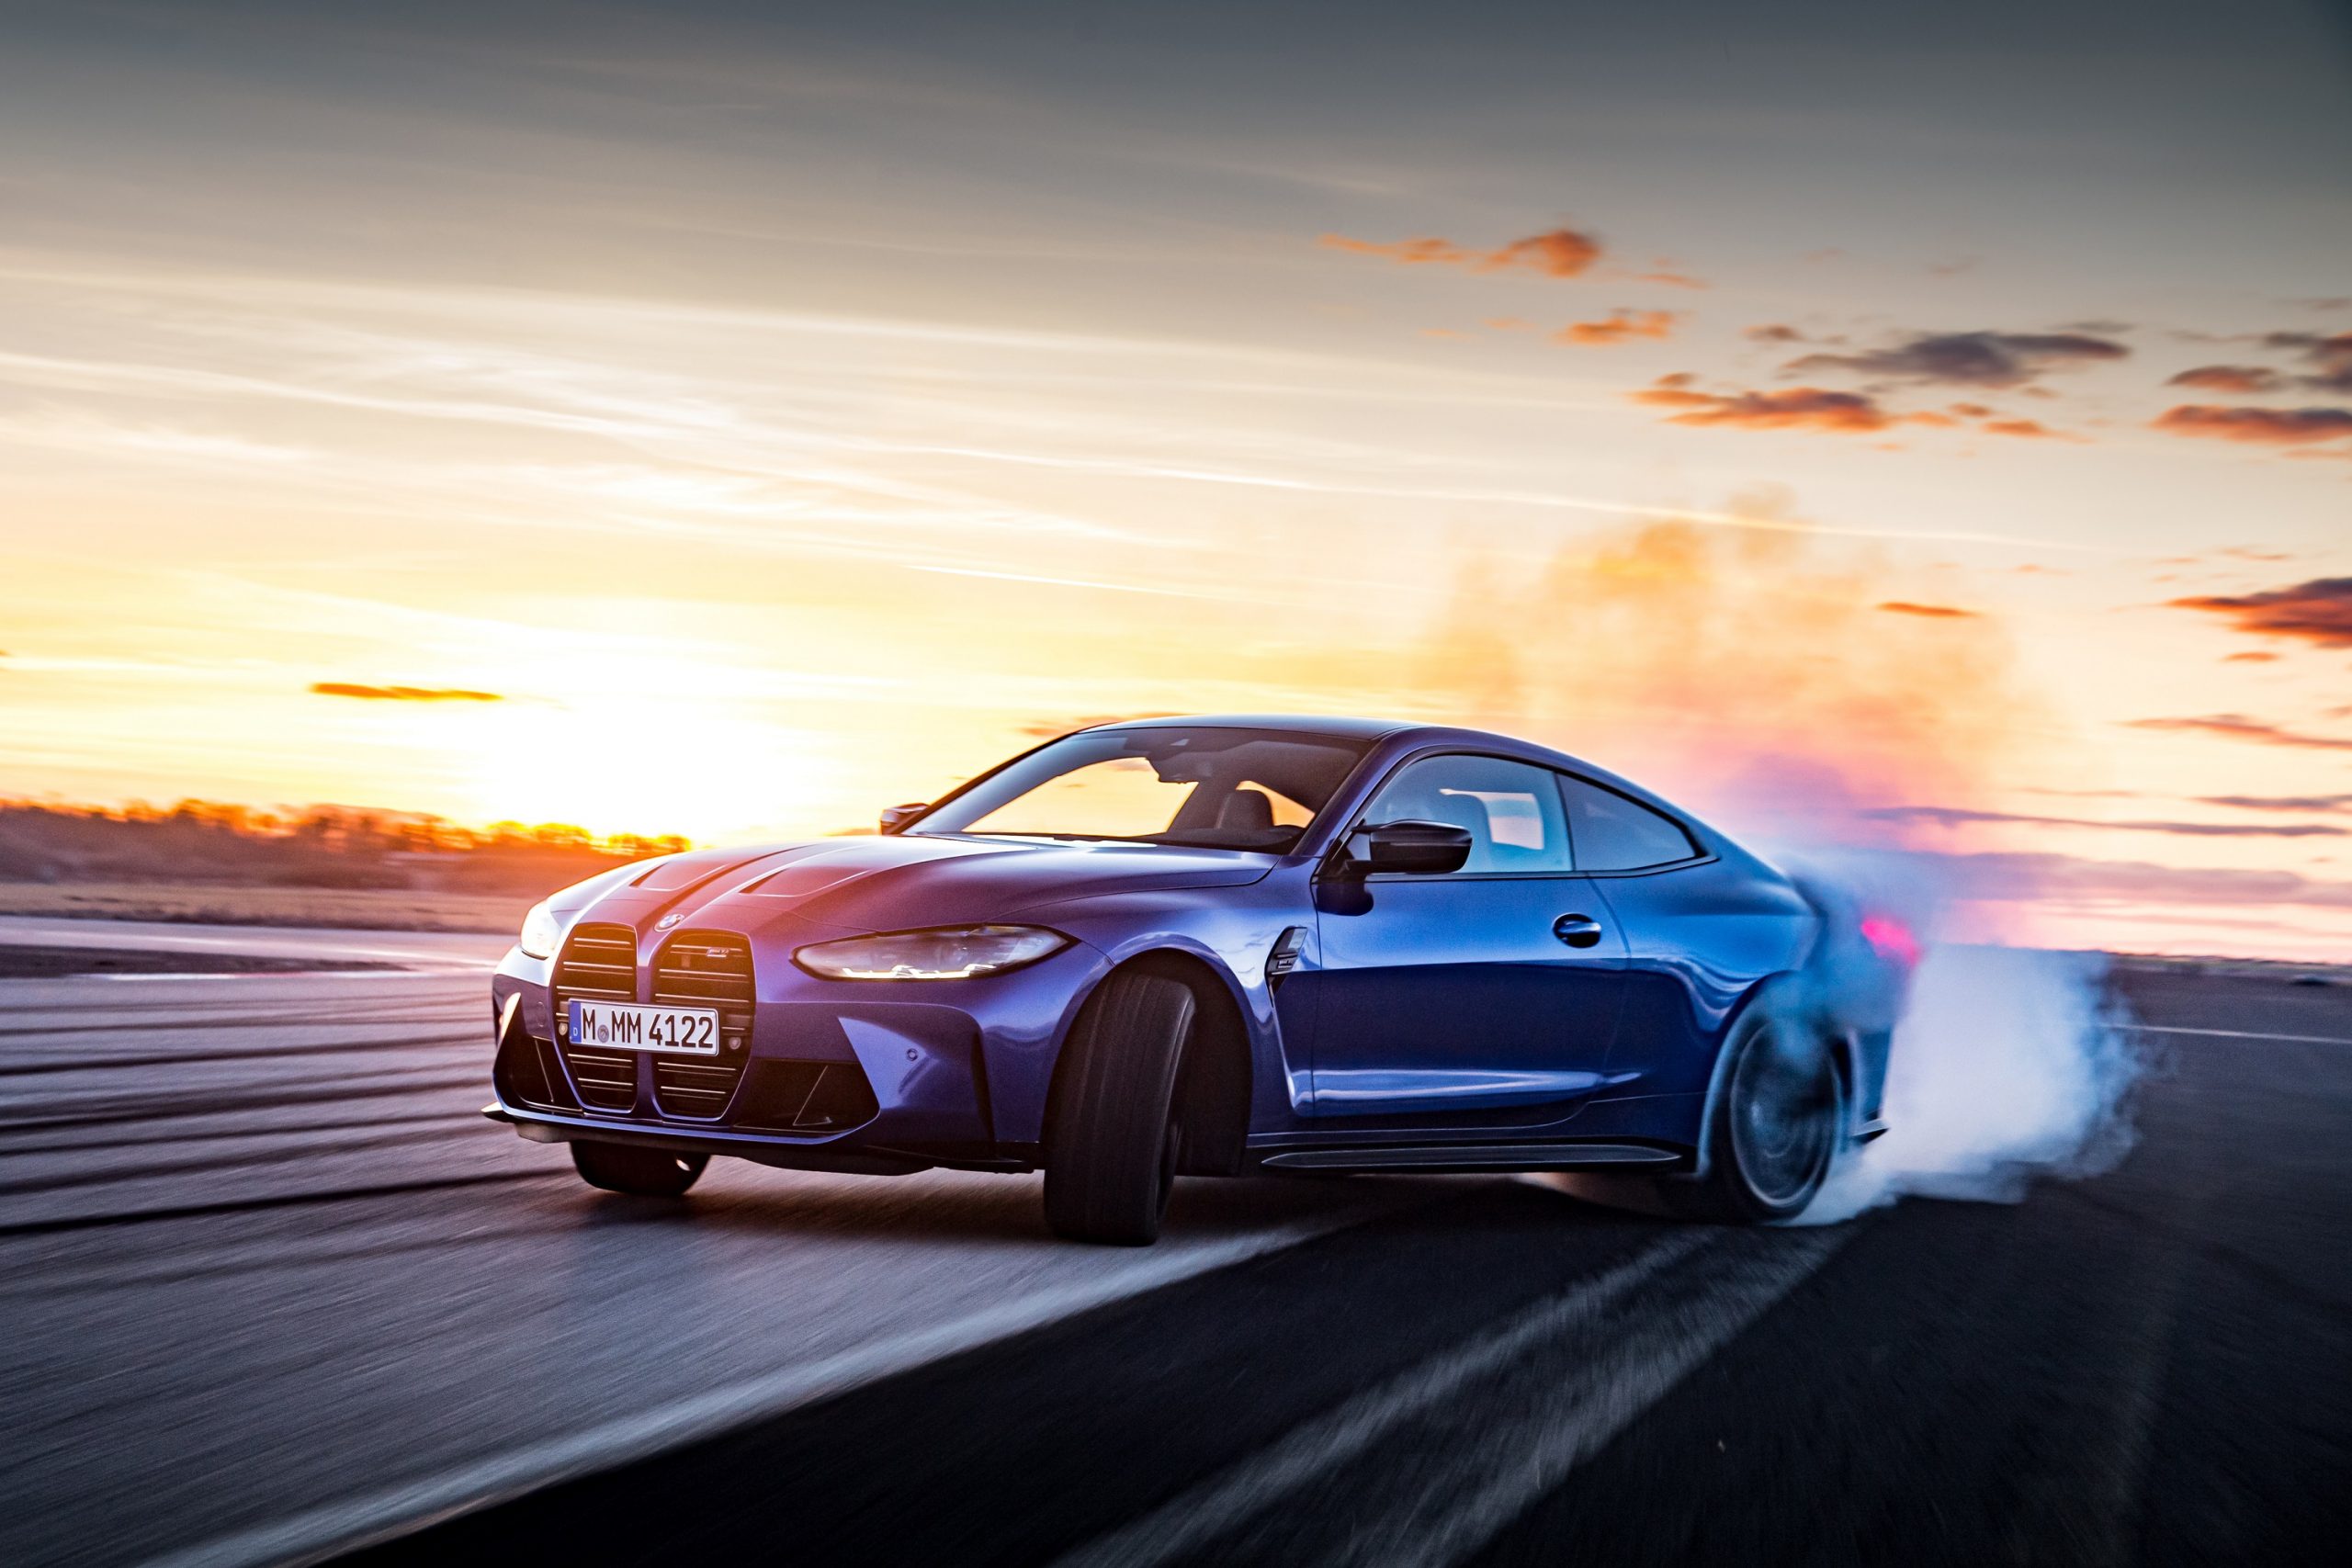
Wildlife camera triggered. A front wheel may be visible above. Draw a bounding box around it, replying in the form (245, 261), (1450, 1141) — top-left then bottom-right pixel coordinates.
(1672, 1009), (1843, 1224)
(1043, 971), (1195, 1246)
(571, 1140), (708, 1198)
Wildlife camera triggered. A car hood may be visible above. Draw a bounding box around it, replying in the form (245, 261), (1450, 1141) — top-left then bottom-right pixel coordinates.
(555, 834), (1279, 942)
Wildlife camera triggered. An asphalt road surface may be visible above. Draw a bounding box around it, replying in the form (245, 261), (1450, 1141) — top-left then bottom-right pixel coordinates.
(1, 936), (2345, 1567)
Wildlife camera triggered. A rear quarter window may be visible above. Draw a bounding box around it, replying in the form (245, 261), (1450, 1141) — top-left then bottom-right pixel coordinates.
(1555, 774), (1701, 871)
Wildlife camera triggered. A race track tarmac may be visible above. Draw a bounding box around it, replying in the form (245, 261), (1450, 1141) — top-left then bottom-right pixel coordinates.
(1, 944), (2345, 1567)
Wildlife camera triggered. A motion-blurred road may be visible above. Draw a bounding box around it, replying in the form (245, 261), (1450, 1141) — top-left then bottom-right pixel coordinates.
(1, 931), (2345, 1567)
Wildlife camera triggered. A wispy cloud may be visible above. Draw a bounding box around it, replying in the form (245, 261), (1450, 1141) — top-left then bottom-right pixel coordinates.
(1877, 601), (1979, 619)
(1318, 227), (1604, 279)
(1625, 261), (1706, 289)
(1633, 378), (1894, 433)
(1862, 804), (2345, 838)
(311, 682), (504, 702)
(2127, 713), (2352, 750)
(1913, 850), (2352, 910)
(2199, 793), (2352, 813)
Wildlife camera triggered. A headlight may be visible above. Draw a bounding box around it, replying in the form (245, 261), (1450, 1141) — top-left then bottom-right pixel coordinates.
(794, 924), (1070, 981)
(518, 901), (563, 960)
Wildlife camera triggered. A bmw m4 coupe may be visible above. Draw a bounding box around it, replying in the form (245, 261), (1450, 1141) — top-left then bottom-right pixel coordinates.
(487, 716), (1911, 1242)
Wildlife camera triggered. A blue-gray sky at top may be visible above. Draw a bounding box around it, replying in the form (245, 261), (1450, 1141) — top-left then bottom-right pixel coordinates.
(5, 0), (2346, 326)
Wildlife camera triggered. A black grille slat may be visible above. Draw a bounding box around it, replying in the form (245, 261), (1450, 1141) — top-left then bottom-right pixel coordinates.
(650, 931), (753, 1120)
(562, 1048), (639, 1110)
(554, 922), (639, 1111)
(651, 1061), (741, 1117)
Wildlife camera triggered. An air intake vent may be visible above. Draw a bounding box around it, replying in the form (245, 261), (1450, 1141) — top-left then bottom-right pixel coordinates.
(650, 931), (753, 1119)
(733, 1060), (880, 1133)
(554, 922), (638, 1111)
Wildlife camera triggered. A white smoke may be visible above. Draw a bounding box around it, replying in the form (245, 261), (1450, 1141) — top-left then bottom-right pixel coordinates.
(1800, 943), (2143, 1224)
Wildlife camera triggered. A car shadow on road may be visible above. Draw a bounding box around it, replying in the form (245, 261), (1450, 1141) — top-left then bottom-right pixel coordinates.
(559, 1167), (1508, 1247)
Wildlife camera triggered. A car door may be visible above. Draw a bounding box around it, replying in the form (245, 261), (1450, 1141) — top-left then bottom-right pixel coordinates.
(1301, 753), (1629, 1119)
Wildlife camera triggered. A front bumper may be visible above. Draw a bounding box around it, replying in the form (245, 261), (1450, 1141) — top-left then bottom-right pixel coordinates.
(488, 928), (1106, 1172)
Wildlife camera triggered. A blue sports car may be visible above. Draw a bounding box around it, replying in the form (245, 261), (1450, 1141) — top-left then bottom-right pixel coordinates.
(487, 716), (1910, 1242)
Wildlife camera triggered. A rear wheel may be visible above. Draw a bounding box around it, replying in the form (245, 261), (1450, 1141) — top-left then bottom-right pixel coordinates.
(1043, 971), (1195, 1245)
(1670, 1008), (1843, 1224)
(571, 1140), (708, 1198)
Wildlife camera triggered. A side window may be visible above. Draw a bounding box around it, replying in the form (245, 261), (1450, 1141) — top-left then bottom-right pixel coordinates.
(1362, 755), (1574, 874)
(1555, 774), (1700, 871)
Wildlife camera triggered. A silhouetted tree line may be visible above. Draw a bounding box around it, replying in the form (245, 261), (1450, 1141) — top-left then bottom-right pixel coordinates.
(0, 801), (689, 894)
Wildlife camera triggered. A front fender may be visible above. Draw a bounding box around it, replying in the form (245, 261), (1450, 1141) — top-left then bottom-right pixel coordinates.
(1015, 875), (1315, 1137)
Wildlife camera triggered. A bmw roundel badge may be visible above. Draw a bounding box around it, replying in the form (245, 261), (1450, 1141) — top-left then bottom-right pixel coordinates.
(654, 913), (682, 931)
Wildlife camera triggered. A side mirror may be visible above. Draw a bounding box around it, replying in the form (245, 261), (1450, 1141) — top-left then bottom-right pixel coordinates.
(878, 802), (929, 836)
(1346, 818), (1474, 875)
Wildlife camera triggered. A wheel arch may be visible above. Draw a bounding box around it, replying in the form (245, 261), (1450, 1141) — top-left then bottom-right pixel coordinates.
(1686, 972), (1857, 1180)
(1045, 948), (1255, 1177)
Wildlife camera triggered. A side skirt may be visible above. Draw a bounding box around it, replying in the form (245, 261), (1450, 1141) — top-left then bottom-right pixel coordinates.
(1255, 1142), (1684, 1175)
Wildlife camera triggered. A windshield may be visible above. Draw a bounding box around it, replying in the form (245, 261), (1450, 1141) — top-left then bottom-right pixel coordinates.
(914, 728), (1373, 852)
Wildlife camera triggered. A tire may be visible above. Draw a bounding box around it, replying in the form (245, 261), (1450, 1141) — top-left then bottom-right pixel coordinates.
(1043, 971), (1196, 1245)
(571, 1140), (708, 1198)
(1668, 1007), (1843, 1224)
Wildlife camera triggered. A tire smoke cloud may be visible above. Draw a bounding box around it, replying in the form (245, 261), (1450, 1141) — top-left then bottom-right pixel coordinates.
(1417, 502), (2143, 1219)
(1801, 942), (2141, 1223)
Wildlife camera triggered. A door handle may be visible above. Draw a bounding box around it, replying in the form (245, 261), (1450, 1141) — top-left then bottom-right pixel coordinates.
(1553, 913), (1604, 949)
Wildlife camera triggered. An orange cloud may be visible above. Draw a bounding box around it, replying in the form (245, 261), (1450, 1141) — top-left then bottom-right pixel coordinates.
(2224, 650), (2280, 663)
(1552, 308), (1680, 346)
(2170, 577), (2352, 649)
(1878, 601), (1980, 618)
(311, 682), (503, 702)
(1633, 378), (1894, 433)
(2167, 365), (2283, 394)
(1982, 417), (2078, 440)
(1318, 226), (1603, 279)
(2152, 405), (2352, 445)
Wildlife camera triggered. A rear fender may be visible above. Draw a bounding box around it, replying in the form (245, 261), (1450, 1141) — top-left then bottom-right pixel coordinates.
(1680, 975), (1857, 1180)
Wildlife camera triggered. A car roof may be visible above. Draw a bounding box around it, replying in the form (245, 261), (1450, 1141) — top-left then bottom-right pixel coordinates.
(1085, 713), (1416, 740)
(1085, 714), (1683, 809)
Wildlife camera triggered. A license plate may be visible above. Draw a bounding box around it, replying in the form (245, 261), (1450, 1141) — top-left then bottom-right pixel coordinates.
(565, 999), (722, 1055)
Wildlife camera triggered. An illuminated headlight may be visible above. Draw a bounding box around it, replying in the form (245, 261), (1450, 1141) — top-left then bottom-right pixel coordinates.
(794, 925), (1070, 981)
(518, 901), (563, 960)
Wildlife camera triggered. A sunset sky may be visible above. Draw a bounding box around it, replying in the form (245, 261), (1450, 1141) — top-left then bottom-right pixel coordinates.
(2, 0), (2348, 958)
